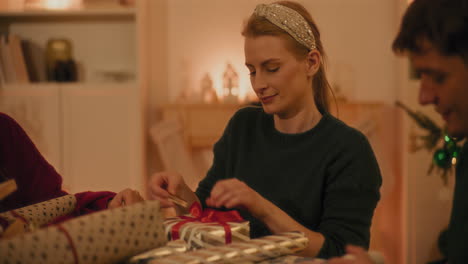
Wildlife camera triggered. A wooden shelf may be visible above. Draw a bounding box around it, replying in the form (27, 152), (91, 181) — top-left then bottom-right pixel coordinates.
(1, 82), (137, 90)
(0, 8), (134, 16)
(0, 4), (135, 22)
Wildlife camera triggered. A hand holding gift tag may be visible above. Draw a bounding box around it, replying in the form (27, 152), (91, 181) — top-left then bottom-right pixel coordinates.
(167, 193), (189, 208)
(148, 171), (197, 211)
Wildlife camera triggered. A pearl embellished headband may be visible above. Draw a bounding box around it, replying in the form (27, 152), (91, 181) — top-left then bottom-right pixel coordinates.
(254, 3), (316, 50)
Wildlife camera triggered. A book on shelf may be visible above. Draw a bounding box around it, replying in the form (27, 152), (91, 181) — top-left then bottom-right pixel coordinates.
(0, 34), (18, 83)
(0, 49), (5, 85)
(21, 39), (47, 82)
(9, 34), (30, 83)
(0, 33), (33, 85)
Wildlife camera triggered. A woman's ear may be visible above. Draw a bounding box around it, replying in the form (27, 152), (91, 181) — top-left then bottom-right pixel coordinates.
(305, 50), (321, 77)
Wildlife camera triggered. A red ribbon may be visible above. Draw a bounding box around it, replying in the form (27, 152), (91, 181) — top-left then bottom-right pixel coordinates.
(171, 202), (244, 244)
(56, 224), (79, 264)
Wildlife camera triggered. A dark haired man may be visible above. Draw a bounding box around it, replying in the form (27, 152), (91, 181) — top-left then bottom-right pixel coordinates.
(329, 0), (468, 263)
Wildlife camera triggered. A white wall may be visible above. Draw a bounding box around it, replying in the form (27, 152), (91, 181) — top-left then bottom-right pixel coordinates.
(307, 0), (398, 102)
(165, 0), (398, 103)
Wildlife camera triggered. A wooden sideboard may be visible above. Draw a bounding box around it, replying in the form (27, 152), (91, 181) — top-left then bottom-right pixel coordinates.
(160, 103), (243, 149)
(159, 101), (385, 149)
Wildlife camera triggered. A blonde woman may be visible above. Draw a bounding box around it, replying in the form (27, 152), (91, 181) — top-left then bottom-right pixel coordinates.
(149, 1), (382, 258)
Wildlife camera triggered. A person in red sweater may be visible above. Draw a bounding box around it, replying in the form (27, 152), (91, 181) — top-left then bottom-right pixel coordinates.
(0, 112), (142, 215)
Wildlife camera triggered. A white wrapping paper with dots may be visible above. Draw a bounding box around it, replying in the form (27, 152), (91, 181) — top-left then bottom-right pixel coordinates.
(150, 231), (308, 264)
(0, 200), (167, 264)
(164, 217), (250, 249)
(127, 239), (190, 263)
(257, 255), (327, 264)
(0, 194), (77, 234)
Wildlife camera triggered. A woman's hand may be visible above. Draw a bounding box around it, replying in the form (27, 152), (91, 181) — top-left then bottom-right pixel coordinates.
(328, 245), (376, 264)
(206, 179), (269, 219)
(148, 171), (199, 214)
(207, 179), (326, 258)
(148, 171), (185, 208)
(108, 188), (144, 209)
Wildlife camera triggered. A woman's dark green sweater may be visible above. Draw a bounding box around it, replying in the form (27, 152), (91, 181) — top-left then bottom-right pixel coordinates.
(196, 107), (382, 258)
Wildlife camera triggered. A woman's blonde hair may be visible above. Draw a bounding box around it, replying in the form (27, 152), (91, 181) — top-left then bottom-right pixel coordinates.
(242, 1), (332, 114)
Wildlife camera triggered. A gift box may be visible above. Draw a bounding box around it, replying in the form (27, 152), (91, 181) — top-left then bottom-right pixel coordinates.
(0, 200), (167, 264)
(164, 202), (250, 249)
(152, 231), (308, 264)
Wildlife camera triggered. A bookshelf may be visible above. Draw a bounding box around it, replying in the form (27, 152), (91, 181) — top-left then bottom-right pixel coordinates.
(0, 1), (155, 194)
(0, 6), (137, 84)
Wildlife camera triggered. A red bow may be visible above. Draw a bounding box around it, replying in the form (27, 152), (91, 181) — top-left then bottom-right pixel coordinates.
(171, 202), (244, 244)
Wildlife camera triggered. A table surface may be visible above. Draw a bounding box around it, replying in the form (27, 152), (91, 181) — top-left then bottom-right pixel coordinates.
(258, 256), (326, 264)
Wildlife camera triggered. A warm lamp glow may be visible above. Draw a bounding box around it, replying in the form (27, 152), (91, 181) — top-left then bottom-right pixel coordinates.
(29, 0), (82, 10)
(211, 66), (251, 103)
(194, 62), (261, 104)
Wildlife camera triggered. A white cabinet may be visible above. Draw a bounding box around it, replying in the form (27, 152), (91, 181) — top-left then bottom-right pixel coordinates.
(0, 2), (153, 193)
(0, 83), (143, 193)
(0, 84), (62, 172)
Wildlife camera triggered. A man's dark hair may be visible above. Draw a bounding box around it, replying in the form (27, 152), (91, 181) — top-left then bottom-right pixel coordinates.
(393, 0), (468, 63)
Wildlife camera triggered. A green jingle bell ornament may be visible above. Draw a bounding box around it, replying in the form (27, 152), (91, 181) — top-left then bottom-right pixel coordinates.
(444, 135), (458, 153)
(443, 134), (461, 165)
(452, 146), (461, 158)
(433, 148), (452, 169)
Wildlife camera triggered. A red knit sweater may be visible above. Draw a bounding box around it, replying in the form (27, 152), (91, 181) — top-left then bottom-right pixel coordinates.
(0, 112), (115, 214)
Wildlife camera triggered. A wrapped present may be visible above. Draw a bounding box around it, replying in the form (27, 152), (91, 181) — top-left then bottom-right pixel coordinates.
(0, 200), (167, 264)
(152, 231), (308, 264)
(257, 255), (326, 264)
(127, 239), (189, 264)
(0, 191), (117, 237)
(0, 194), (76, 235)
(0, 194), (77, 226)
(164, 202), (250, 249)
